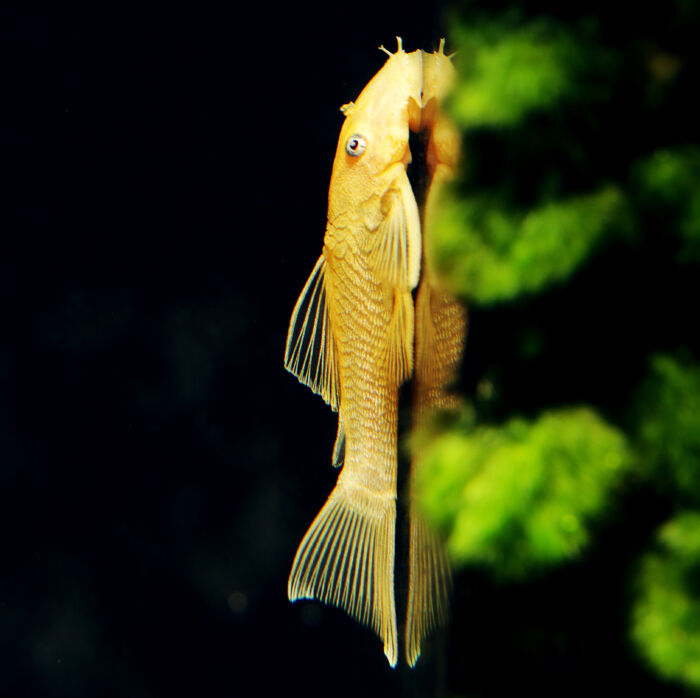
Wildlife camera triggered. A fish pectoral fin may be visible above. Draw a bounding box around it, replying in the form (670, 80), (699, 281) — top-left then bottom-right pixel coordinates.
(368, 174), (421, 290)
(382, 287), (414, 385)
(284, 255), (340, 411)
(288, 483), (398, 667)
(405, 506), (452, 667)
(332, 419), (345, 468)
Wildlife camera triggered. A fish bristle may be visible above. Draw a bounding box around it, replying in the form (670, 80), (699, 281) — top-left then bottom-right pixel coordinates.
(284, 255), (340, 411)
(288, 484), (398, 667)
(378, 36), (404, 57)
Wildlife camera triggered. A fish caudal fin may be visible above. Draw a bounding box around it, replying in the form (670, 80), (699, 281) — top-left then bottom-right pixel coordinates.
(288, 483), (398, 667)
(405, 506), (452, 667)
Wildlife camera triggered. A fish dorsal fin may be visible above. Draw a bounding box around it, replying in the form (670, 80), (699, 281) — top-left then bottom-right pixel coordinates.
(368, 173), (421, 290)
(284, 255), (339, 411)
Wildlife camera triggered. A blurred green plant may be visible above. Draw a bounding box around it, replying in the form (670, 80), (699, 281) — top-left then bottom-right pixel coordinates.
(417, 408), (630, 578)
(633, 147), (700, 262)
(635, 354), (700, 501)
(448, 19), (585, 129)
(433, 185), (624, 303)
(631, 513), (700, 690)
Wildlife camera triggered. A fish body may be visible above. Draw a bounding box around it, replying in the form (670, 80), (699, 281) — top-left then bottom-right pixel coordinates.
(285, 39), (423, 667)
(284, 39), (464, 667)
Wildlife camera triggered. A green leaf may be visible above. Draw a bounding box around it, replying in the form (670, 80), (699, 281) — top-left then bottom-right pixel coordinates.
(415, 408), (631, 579)
(632, 147), (700, 262)
(631, 512), (700, 690)
(432, 186), (624, 304)
(449, 20), (584, 128)
(635, 355), (700, 502)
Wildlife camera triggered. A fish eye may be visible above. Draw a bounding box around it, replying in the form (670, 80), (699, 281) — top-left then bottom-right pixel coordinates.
(345, 134), (367, 156)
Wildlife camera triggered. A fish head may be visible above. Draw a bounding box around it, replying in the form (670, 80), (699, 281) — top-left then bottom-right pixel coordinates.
(330, 43), (423, 194)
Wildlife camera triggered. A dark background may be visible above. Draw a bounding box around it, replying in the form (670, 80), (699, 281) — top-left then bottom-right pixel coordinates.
(1, 3), (692, 697)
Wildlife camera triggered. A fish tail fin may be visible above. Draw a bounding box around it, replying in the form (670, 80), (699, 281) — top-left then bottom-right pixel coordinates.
(405, 505), (452, 667)
(288, 483), (398, 667)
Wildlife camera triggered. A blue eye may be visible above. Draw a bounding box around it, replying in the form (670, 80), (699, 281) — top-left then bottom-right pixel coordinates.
(345, 134), (367, 156)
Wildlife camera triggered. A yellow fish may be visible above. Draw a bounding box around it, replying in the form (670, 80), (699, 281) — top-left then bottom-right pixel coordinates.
(284, 38), (463, 667)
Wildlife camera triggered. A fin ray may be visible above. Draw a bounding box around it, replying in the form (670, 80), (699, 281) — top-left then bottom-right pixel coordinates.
(405, 509), (452, 667)
(284, 256), (339, 410)
(379, 288), (414, 386)
(332, 420), (346, 468)
(368, 175), (421, 290)
(288, 484), (398, 667)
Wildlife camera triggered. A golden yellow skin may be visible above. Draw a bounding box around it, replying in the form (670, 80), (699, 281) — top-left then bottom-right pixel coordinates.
(325, 42), (423, 511)
(284, 39), (464, 668)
